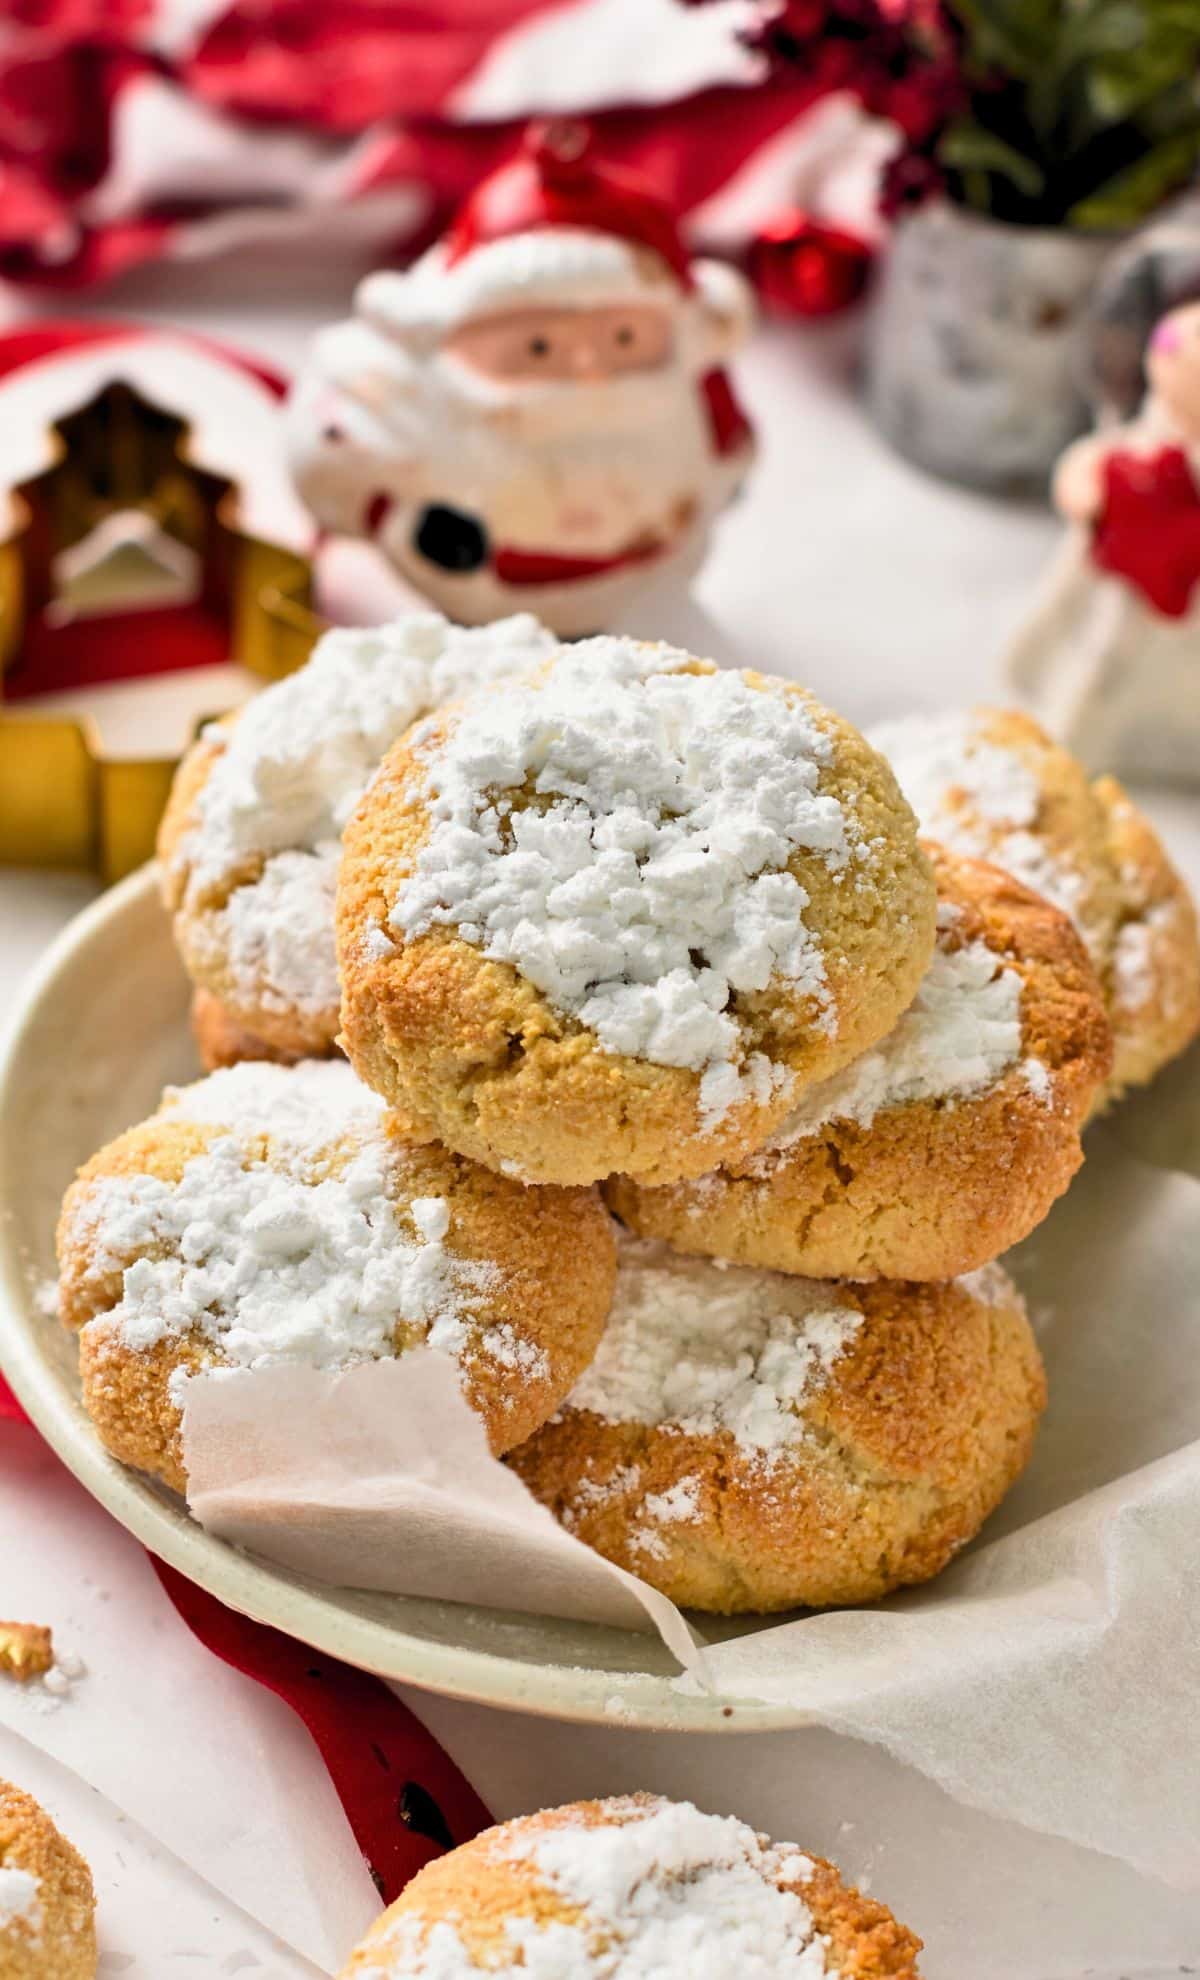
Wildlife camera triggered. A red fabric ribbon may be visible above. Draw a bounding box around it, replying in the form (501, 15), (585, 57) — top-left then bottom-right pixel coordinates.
(153, 1562), (492, 1904)
(0, 1375), (28, 1424)
(1092, 445), (1200, 619)
(0, 0), (828, 293)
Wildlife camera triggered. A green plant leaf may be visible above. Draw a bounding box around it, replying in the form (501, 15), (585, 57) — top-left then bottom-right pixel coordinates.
(909, 2), (1200, 221)
(939, 120), (1047, 197)
(949, 0), (1058, 77)
(1077, 3), (1153, 55)
(1140, 77), (1200, 142)
(1068, 128), (1200, 228)
(1088, 31), (1200, 123)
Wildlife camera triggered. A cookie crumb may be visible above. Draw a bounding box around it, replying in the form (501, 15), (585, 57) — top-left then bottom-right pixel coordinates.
(0, 1623), (53, 1682)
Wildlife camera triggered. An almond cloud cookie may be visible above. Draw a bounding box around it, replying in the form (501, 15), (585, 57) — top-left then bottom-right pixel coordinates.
(56, 1061), (616, 1491)
(158, 611), (557, 1067)
(0, 1780), (95, 1980)
(870, 707), (1200, 1104)
(606, 843), (1113, 1280)
(508, 1236), (1044, 1614)
(339, 1795), (923, 1980)
(337, 637), (937, 1186)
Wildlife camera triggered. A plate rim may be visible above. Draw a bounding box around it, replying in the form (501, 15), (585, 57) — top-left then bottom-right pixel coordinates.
(0, 867), (812, 1735)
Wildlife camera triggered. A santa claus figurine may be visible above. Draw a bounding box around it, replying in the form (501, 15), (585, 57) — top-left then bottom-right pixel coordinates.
(288, 122), (756, 634)
(1007, 298), (1200, 786)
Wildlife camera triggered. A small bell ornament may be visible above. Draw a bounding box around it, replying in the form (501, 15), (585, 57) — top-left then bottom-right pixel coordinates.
(748, 210), (873, 318)
(287, 122), (756, 636)
(1007, 297), (1200, 787)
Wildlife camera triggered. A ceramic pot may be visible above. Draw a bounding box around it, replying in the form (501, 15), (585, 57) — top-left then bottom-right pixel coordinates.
(866, 200), (1120, 494)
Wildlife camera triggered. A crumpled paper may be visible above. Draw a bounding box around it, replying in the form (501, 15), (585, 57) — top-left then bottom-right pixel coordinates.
(181, 1044), (1200, 1892)
(185, 1354), (699, 1669)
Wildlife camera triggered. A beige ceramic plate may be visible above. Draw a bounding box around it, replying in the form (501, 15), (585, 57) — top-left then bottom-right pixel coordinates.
(0, 867), (802, 1731)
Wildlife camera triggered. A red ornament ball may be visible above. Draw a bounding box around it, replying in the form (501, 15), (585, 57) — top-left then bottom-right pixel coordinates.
(748, 211), (874, 317)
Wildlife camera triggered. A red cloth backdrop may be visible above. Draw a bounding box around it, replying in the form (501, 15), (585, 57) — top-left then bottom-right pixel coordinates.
(0, 1), (831, 288)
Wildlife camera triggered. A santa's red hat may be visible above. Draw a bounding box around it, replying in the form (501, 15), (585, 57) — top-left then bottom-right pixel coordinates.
(444, 122), (695, 290)
(356, 122), (742, 348)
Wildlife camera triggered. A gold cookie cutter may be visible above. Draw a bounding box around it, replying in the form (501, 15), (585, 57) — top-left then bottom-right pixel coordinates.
(0, 374), (325, 883)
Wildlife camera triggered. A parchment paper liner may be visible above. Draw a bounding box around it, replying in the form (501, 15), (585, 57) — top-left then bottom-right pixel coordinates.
(181, 1044), (1200, 1889)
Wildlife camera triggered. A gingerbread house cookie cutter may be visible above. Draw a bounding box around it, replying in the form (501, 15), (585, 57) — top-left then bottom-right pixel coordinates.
(0, 322), (324, 883)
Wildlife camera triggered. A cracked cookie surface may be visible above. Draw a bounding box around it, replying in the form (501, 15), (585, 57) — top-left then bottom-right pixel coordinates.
(337, 638), (936, 1186)
(57, 1060), (615, 1490)
(340, 1794), (923, 1980)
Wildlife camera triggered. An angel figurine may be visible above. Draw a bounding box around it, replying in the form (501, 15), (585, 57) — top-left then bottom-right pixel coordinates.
(1007, 298), (1200, 785)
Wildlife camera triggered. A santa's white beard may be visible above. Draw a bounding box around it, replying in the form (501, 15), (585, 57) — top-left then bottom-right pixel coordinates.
(445, 356), (719, 554)
(300, 339), (722, 559)
(435, 352), (695, 446)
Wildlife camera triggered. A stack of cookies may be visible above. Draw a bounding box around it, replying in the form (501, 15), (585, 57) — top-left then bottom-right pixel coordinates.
(55, 617), (1200, 1618)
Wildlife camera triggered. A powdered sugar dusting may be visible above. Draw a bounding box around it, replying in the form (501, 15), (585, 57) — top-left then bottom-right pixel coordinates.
(872, 710), (1040, 830)
(389, 639), (855, 1123)
(566, 1235), (860, 1456)
(41, 1645), (86, 1703)
(160, 1057), (385, 1141)
(372, 1798), (831, 1978)
(211, 846), (341, 1016)
(634, 1477), (703, 1560)
(1113, 919), (1156, 1011)
(1021, 1056), (1052, 1101)
(172, 611), (556, 1010)
(0, 1865), (40, 1936)
(698, 1054), (794, 1134)
(1112, 901), (1179, 1014)
(956, 1261), (1019, 1308)
(755, 934), (1023, 1153)
(871, 710), (1085, 921)
(184, 612), (557, 886)
(66, 1062), (534, 1386)
(557, 1466), (706, 1560)
(362, 924), (397, 963)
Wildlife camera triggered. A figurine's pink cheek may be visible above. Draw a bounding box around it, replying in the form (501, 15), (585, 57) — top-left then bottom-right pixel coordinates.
(448, 349), (511, 382)
(1151, 321), (1183, 355)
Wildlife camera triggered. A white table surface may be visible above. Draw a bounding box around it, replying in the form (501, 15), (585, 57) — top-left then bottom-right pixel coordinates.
(2, 252), (1198, 1979)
